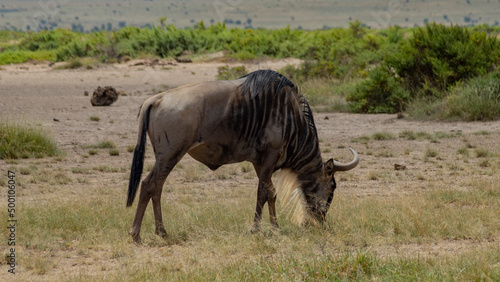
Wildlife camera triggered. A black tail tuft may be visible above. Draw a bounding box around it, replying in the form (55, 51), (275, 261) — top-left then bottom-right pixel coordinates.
(126, 104), (152, 207)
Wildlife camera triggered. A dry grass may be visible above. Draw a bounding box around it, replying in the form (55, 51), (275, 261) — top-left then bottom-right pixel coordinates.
(3, 172), (498, 280)
(1, 125), (499, 280)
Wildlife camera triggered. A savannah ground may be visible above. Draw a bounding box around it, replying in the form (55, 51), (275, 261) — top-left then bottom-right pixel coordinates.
(0, 59), (499, 280)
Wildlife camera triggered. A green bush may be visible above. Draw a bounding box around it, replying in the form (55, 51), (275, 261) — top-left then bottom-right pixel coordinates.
(407, 71), (500, 121)
(445, 71), (500, 121)
(0, 122), (60, 159)
(0, 50), (56, 65)
(347, 66), (409, 113)
(389, 23), (500, 95)
(18, 29), (77, 51)
(349, 23), (500, 114)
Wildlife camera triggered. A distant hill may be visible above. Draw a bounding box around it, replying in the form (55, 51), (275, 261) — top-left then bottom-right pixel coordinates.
(1, 0), (498, 32)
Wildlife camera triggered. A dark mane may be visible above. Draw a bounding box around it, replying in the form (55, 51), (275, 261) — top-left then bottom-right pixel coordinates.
(238, 70), (318, 138)
(299, 95), (318, 139)
(239, 69), (296, 98)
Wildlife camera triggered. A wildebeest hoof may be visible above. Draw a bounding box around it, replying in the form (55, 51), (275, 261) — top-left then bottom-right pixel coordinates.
(129, 229), (142, 244)
(251, 225), (262, 234)
(131, 234), (142, 245)
(156, 227), (168, 238)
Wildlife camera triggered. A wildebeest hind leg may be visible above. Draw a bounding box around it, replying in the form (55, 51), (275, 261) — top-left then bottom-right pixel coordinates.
(130, 155), (181, 243)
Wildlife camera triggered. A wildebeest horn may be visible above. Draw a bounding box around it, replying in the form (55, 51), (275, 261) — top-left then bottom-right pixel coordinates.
(333, 148), (359, 172)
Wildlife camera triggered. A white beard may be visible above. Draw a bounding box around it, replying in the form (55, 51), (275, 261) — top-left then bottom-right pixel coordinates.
(274, 169), (314, 226)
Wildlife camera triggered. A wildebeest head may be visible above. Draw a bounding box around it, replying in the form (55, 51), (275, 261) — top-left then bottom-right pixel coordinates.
(301, 148), (359, 223)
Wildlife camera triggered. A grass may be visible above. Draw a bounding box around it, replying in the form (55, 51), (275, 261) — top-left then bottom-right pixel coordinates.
(29, 169), (72, 185)
(351, 135), (371, 144)
(89, 116), (100, 122)
(475, 148), (492, 158)
(82, 140), (116, 149)
(53, 59), (83, 69)
(0, 121), (60, 159)
(183, 164), (204, 182)
(300, 78), (353, 112)
(71, 167), (92, 174)
(92, 165), (122, 173)
(352, 130), (462, 145)
(424, 148), (439, 159)
(1, 128), (498, 280)
(216, 65), (248, 80)
(4, 174), (498, 280)
(0, 49), (56, 65)
(372, 132), (396, 141)
(407, 72), (500, 121)
(457, 147), (470, 157)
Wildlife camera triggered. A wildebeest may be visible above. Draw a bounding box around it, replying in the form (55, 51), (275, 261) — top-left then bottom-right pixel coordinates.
(127, 70), (358, 243)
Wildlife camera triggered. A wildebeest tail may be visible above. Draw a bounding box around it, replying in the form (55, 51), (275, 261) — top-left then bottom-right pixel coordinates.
(126, 103), (153, 207)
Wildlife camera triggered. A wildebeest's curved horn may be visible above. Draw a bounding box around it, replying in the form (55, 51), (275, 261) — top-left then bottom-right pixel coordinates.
(333, 148), (359, 172)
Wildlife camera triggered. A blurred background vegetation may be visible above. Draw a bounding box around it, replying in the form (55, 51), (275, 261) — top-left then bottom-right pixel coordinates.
(1, 21), (499, 120)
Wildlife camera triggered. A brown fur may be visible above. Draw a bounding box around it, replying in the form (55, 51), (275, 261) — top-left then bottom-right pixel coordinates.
(126, 70), (358, 243)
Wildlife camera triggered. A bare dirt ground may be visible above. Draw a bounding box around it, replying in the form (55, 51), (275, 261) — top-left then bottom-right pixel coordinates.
(1, 59), (499, 279)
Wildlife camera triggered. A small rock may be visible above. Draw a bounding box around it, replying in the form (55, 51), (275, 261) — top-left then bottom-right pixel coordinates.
(91, 86), (119, 106)
(394, 164), (406, 171)
(53, 118), (60, 122)
(397, 112), (404, 119)
(84, 91), (89, 96)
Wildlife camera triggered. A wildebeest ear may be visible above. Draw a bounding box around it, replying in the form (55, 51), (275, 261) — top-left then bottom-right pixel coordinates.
(325, 159), (334, 175)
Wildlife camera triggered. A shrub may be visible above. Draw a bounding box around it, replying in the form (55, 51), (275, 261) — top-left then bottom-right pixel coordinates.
(280, 61), (337, 81)
(407, 71), (500, 120)
(216, 65), (248, 80)
(349, 23), (500, 114)
(347, 66), (409, 113)
(389, 23), (500, 95)
(445, 71), (500, 121)
(0, 122), (60, 159)
(0, 50), (56, 65)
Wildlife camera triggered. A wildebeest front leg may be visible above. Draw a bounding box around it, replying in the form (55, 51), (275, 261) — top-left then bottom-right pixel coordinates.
(252, 178), (268, 233)
(252, 163), (279, 232)
(267, 181), (279, 229)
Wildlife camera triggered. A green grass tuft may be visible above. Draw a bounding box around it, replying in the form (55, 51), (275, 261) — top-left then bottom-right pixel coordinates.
(216, 65), (248, 80)
(372, 132), (396, 141)
(82, 140), (116, 149)
(0, 122), (60, 159)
